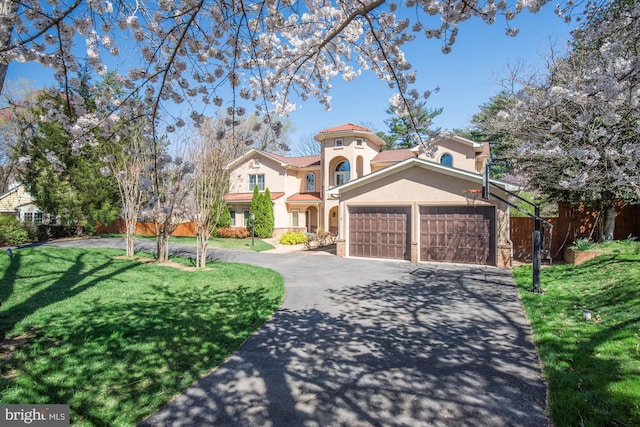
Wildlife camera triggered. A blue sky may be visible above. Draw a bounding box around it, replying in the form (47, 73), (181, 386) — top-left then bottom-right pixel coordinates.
(5, 4), (580, 147)
(287, 5), (580, 142)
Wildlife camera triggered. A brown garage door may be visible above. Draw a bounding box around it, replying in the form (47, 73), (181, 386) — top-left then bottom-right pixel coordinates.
(349, 206), (411, 260)
(420, 206), (496, 265)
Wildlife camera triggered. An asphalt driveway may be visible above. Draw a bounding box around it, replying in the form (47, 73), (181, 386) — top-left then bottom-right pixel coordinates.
(45, 238), (547, 426)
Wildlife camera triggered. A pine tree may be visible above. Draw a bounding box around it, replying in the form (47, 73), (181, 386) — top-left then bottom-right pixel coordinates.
(262, 188), (274, 237)
(14, 87), (120, 234)
(249, 185), (261, 236)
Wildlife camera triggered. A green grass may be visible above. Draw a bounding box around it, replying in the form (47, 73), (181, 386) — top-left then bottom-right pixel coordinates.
(514, 243), (640, 427)
(569, 238), (640, 255)
(0, 247), (284, 426)
(101, 234), (275, 252)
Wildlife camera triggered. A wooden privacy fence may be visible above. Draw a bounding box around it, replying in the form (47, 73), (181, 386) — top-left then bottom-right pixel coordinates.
(510, 202), (640, 261)
(96, 219), (196, 237)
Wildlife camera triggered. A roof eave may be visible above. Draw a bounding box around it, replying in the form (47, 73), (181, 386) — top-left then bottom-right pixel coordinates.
(329, 157), (521, 196)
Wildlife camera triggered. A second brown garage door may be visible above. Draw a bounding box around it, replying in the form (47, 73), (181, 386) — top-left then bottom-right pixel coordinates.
(420, 206), (496, 265)
(349, 206), (411, 260)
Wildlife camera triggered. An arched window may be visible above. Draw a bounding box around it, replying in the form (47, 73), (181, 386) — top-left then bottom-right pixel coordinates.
(440, 153), (453, 167)
(334, 161), (350, 186)
(306, 173), (315, 191)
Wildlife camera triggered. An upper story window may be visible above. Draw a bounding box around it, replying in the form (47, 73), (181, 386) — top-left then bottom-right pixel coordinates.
(306, 173), (315, 191)
(334, 161), (350, 186)
(440, 153), (453, 167)
(252, 159), (260, 167)
(335, 139), (343, 147)
(249, 174), (265, 191)
(356, 138), (363, 147)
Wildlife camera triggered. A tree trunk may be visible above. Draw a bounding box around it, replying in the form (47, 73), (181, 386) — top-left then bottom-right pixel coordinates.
(157, 231), (169, 263)
(124, 219), (136, 257)
(602, 204), (616, 241)
(194, 223), (209, 268)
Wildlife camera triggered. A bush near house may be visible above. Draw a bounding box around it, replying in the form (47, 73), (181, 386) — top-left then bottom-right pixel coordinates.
(216, 204), (232, 229)
(0, 216), (38, 246)
(214, 227), (250, 239)
(279, 231), (308, 245)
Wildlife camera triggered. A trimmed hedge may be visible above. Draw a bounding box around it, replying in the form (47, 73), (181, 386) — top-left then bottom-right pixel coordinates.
(215, 227), (250, 239)
(279, 231), (308, 245)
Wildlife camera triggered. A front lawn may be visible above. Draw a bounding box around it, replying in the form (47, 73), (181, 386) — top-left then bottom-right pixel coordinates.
(0, 247), (284, 426)
(514, 242), (640, 427)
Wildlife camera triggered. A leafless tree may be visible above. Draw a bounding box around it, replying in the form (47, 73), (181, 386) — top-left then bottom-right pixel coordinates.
(107, 126), (153, 257)
(143, 137), (194, 263)
(189, 118), (246, 268)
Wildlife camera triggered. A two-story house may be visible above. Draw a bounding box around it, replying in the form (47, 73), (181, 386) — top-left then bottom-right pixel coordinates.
(225, 123), (519, 267)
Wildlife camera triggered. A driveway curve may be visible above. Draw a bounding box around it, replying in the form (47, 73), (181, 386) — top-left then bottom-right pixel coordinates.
(44, 238), (547, 426)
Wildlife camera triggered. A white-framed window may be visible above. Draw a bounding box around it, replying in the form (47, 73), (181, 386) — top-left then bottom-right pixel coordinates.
(21, 211), (45, 224)
(440, 153), (453, 167)
(334, 161), (350, 186)
(249, 174), (265, 191)
(291, 210), (299, 227)
(252, 159), (260, 167)
(356, 138), (363, 147)
(230, 211), (236, 226)
(335, 138), (343, 147)
(306, 173), (315, 191)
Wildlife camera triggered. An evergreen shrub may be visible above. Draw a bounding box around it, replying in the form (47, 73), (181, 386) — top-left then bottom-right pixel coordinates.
(279, 231), (308, 245)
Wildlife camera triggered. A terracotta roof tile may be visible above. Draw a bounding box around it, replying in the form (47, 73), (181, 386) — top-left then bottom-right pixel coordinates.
(224, 192), (285, 202)
(266, 152), (321, 167)
(372, 149), (417, 163)
(286, 192), (321, 202)
(319, 123), (372, 134)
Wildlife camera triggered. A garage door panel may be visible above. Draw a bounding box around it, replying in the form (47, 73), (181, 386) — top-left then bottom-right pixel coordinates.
(349, 206), (410, 261)
(420, 206), (496, 266)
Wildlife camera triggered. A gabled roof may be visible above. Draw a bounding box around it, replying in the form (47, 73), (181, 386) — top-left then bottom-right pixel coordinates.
(431, 135), (487, 153)
(0, 184), (22, 200)
(314, 122), (386, 147)
(266, 152), (321, 168)
(327, 157), (520, 197)
(225, 148), (320, 170)
(224, 192), (285, 203)
(371, 149), (417, 163)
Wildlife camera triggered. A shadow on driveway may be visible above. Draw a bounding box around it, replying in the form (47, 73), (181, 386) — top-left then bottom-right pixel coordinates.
(140, 262), (547, 426)
(38, 238), (546, 425)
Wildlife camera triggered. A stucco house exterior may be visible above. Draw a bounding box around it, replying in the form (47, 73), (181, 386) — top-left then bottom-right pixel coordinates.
(224, 123), (519, 267)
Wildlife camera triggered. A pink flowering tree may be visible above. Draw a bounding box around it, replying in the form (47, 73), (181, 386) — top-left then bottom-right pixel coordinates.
(495, 0), (640, 239)
(0, 0), (579, 149)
